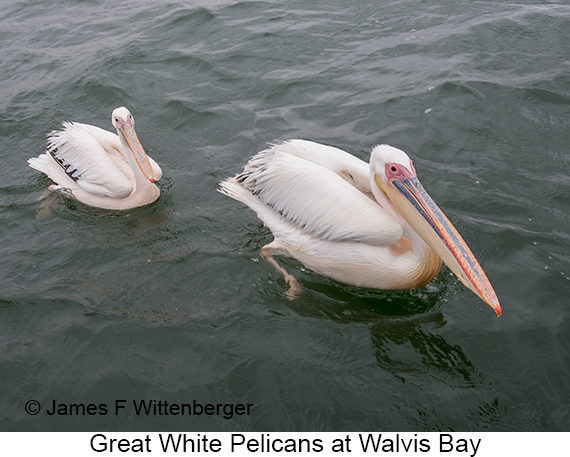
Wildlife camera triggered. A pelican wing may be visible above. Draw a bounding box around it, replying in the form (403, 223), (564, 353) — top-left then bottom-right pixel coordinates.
(225, 141), (403, 246)
(46, 122), (134, 198)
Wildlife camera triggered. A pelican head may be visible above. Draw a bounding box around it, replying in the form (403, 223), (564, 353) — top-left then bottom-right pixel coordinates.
(370, 145), (501, 316)
(111, 107), (154, 182)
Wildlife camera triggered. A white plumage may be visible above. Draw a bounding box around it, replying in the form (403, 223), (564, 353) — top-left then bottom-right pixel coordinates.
(28, 107), (161, 210)
(220, 140), (427, 289)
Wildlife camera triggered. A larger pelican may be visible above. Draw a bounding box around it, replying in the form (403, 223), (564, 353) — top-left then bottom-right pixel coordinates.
(28, 107), (161, 210)
(220, 140), (501, 316)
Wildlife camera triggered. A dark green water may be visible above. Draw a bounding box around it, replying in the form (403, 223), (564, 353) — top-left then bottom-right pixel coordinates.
(2, 0), (570, 431)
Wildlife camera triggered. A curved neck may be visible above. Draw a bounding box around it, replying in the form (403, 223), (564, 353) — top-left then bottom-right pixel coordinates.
(120, 140), (147, 190)
(370, 176), (443, 286)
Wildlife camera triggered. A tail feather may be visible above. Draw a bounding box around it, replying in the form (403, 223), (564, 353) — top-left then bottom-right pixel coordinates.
(28, 153), (58, 177)
(218, 177), (256, 207)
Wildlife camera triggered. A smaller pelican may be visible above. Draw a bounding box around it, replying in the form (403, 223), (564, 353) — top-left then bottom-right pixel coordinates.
(220, 140), (501, 315)
(28, 107), (161, 210)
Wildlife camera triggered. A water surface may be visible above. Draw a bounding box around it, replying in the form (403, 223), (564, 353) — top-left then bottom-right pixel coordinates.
(2, 0), (570, 431)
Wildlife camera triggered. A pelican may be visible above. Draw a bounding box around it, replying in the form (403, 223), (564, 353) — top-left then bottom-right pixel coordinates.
(219, 140), (501, 316)
(28, 107), (161, 210)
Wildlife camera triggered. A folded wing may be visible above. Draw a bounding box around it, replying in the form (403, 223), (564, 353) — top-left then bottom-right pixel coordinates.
(222, 140), (403, 246)
(44, 122), (134, 198)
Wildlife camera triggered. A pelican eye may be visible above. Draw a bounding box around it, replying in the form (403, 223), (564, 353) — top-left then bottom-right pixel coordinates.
(390, 165), (398, 172)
